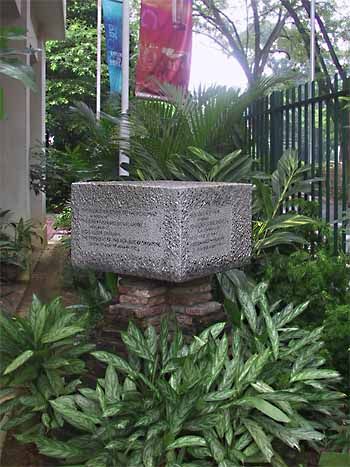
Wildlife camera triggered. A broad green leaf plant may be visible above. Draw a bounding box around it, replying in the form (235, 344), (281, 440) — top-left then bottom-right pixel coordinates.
(33, 284), (344, 467)
(0, 210), (43, 274)
(0, 296), (94, 438)
(253, 151), (318, 256)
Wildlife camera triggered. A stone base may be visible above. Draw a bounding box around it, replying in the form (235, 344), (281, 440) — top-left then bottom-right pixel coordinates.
(99, 275), (225, 352)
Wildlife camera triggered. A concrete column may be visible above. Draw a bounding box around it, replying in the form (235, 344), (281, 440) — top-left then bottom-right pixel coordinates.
(30, 40), (46, 225)
(0, 0), (31, 222)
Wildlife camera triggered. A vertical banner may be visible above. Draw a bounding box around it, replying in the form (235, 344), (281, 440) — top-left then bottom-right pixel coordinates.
(103, 0), (123, 94)
(136, 0), (192, 98)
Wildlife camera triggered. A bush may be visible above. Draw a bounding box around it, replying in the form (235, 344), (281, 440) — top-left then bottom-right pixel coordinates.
(323, 304), (350, 383)
(0, 296), (94, 439)
(33, 284), (344, 466)
(256, 249), (349, 386)
(0, 210), (44, 280)
(30, 145), (91, 212)
(53, 205), (72, 230)
(260, 249), (349, 325)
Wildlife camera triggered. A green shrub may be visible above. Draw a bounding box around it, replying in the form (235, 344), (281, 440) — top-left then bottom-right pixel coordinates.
(323, 304), (350, 382)
(0, 296), (94, 438)
(257, 250), (349, 386)
(260, 249), (349, 325)
(53, 205), (72, 230)
(62, 267), (117, 328)
(33, 284), (344, 466)
(0, 210), (43, 277)
(30, 145), (92, 212)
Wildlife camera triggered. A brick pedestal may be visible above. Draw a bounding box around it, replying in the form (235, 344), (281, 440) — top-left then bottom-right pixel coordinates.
(99, 275), (225, 353)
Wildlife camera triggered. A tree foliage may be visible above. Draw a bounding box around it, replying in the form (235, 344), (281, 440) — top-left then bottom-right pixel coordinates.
(46, 0), (110, 147)
(194, 0), (350, 84)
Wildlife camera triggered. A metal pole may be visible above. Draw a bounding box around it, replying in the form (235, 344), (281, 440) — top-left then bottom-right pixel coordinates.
(310, 0), (316, 82)
(96, 0), (102, 120)
(308, 0), (316, 165)
(119, 0), (130, 176)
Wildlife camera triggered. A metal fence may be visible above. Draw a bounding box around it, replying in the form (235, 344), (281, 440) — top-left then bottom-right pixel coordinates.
(246, 75), (350, 253)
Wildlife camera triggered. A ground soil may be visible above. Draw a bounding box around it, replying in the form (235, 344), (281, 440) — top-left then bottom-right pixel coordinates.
(1, 439), (54, 467)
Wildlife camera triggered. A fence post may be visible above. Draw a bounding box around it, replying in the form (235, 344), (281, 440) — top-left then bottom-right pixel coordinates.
(341, 77), (350, 252)
(270, 91), (284, 171)
(342, 78), (350, 207)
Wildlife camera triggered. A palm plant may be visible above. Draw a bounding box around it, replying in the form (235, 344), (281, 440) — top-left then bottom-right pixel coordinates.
(168, 146), (251, 182)
(69, 77), (286, 182)
(122, 80), (287, 180)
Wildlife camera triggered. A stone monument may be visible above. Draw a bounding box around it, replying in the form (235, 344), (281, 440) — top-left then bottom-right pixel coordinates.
(71, 181), (252, 347)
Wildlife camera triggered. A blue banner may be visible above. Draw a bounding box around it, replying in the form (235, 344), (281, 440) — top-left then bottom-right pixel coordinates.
(103, 0), (122, 94)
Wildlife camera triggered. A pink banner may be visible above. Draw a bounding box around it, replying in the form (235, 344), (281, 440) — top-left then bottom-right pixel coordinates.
(136, 0), (192, 98)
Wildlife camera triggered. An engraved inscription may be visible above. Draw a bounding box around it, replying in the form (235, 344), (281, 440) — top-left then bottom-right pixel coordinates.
(188, 205), (232, 258)
(78, 207), (164, 258)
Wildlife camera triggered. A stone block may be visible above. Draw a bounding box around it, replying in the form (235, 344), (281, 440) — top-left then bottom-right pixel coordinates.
(71, 181), (252, 282)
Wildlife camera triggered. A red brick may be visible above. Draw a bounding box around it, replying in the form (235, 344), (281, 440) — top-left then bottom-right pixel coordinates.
(119, 277), (165, 289)
(193, 311), (227, 324)
(133, 304), (169, 319)
(169, 283), (212, 295)
(119, 294), (166, 306)
(168, 292), (212, 306)
(172, 302), (222, 316)
(176, 314), (193, 326)
(118, 285), (167, 298)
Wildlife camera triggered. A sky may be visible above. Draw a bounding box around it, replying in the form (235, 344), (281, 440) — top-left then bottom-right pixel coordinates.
(190, 33), (247, 91)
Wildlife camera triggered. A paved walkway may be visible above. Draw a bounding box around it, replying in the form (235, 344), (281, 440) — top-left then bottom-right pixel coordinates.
(16, 239), (78, 317)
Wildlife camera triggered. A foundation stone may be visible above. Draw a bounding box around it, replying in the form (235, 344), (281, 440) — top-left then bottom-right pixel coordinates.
(71, 181), (252, 283)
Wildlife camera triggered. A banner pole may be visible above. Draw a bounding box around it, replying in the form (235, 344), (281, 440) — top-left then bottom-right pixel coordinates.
(96, 0), (102, 120)
(310, 0), (316, 82)
(308, 0), (316, 165)
(119, 0), (130, 176)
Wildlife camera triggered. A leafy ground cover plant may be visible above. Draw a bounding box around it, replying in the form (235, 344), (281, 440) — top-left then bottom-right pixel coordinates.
(33, 284), (345, 466)
(0, 296), (94, 440)
(63, 268), (117, 328)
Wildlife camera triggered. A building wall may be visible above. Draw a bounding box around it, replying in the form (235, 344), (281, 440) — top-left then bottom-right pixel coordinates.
(0, 0), (32, 221)
(30, 42), (46, 223)
(0, 0), (64, 227)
